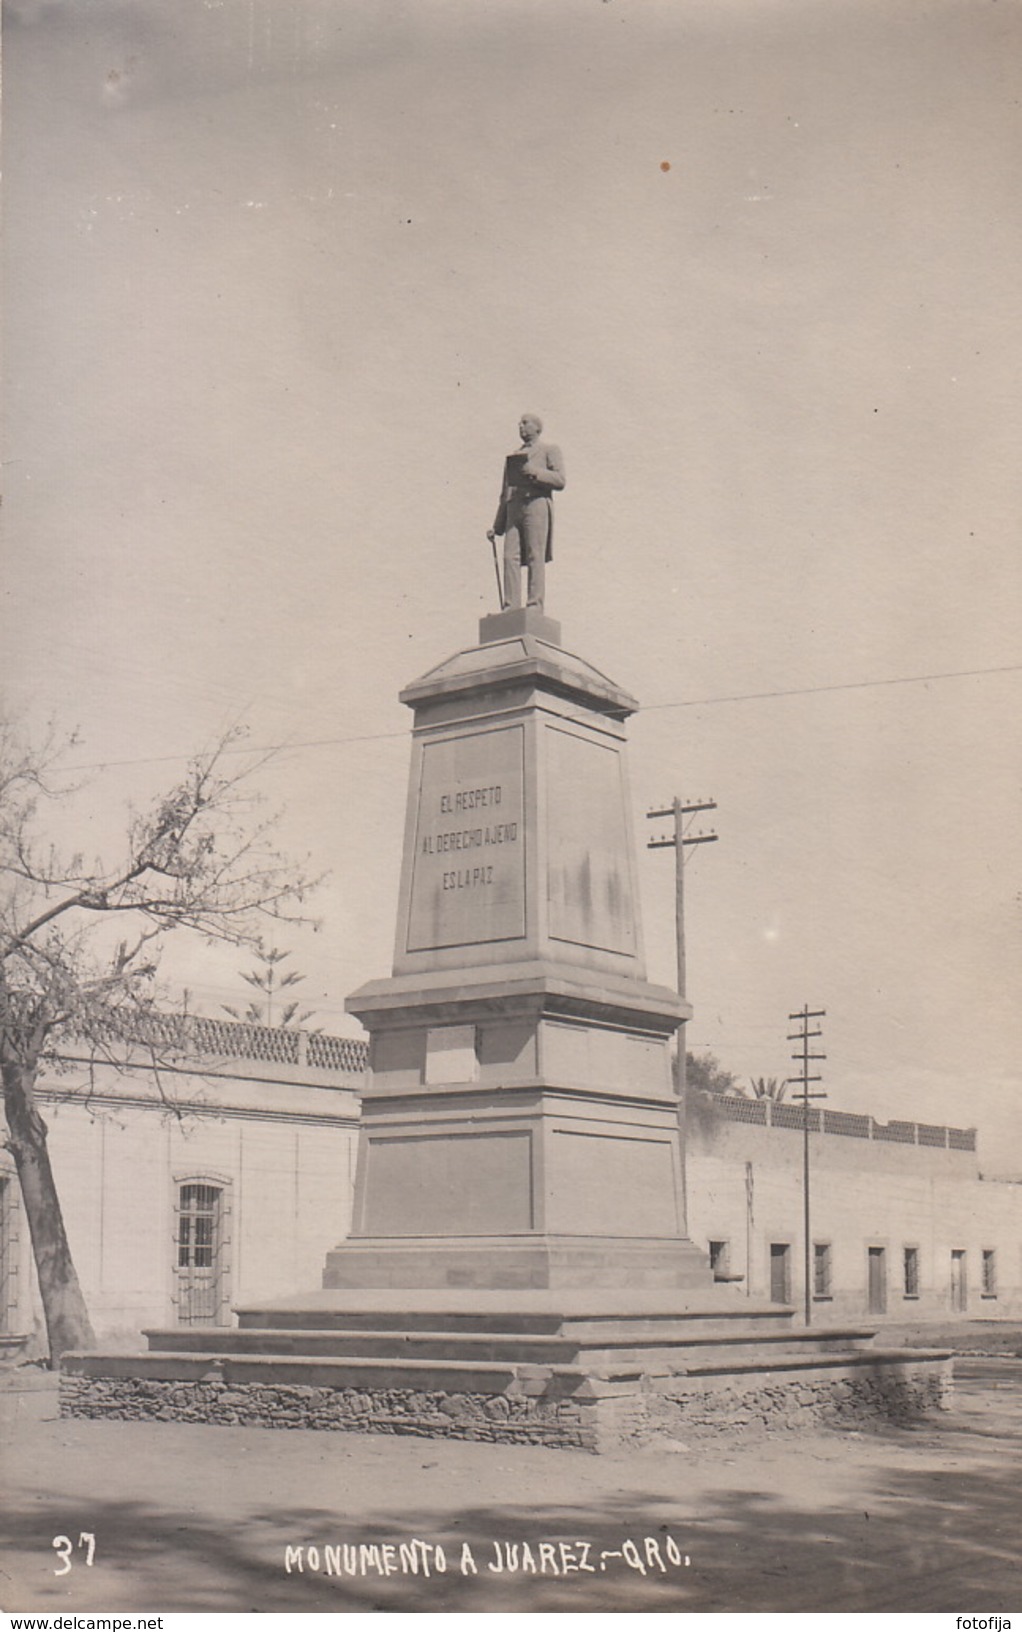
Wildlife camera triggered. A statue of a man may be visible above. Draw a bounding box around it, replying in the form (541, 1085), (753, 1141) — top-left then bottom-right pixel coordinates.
(487, 415), (566, 612)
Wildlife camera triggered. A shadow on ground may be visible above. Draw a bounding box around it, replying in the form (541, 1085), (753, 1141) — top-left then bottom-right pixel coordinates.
(2, 1366), (1020, 1613)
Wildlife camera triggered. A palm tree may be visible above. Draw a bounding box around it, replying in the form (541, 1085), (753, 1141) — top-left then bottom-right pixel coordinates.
(735, 1075), (788, 1103)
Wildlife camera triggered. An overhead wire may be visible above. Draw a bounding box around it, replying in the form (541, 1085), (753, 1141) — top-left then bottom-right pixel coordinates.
(57, 661), (1022, 775)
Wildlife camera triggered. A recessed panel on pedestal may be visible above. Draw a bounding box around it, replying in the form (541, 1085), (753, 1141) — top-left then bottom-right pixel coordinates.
(363, 1131), (533, 1235)
(546, 1130), (680, 1236)
(545, 724), (637, 957)
(405, 725), (526, 953)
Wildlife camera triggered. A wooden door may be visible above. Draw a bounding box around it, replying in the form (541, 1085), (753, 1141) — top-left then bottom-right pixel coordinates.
(769, 1242), (791, 1303)
(176, 1183), (224, 1326)
(867, 1246), (887, 1314)
(950, 1249), (968, 1312)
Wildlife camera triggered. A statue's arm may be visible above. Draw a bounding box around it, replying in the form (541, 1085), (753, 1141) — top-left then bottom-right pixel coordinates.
(526, 444), (566, 491)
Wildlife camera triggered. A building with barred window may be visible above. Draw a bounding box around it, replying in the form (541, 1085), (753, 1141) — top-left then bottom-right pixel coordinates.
(0, 1016), (365, 1354)
(1, 1019), (1019, 1353)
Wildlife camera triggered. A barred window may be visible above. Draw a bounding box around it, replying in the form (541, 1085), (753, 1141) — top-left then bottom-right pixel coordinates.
(178, 1184), (220, 1269)
(981, 1249), (997, 1297)
(903, 1245), (920, 1298)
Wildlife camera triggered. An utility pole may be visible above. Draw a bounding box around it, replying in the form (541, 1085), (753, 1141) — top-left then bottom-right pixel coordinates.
(646, 798), (718, 1084)
(646, 798), (718, 1232)
(786, 1006), (826, 1327)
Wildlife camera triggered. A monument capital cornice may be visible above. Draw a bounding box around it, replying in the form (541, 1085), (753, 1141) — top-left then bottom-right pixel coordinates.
(347, 958), (688, 1038)
(399, 623), (639, 722)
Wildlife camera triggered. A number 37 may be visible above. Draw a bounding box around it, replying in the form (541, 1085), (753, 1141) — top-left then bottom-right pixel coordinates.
(52, 1533), (96, 1575)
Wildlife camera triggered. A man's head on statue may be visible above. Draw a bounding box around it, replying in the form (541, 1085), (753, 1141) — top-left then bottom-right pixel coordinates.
(519, 414), (543, 444)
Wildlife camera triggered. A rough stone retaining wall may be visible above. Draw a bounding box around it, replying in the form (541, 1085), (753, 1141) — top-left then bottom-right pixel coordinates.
(597, 1361), (953, 1449)
(60, 1375), (597, 1451)
(61, 1358), (952, 1453)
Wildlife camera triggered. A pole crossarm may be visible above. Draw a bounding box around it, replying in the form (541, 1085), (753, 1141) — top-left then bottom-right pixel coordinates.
(647, 800), (717, 820)
(647, 832), (718, 850)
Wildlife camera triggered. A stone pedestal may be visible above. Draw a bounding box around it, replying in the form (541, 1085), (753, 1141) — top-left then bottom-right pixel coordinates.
(62, 609), (955, 1448)
(331, 611), (710, 1291)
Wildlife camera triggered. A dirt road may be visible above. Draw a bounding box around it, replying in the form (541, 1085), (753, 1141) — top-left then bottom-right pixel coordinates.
(1, 1359), (1019, 1613)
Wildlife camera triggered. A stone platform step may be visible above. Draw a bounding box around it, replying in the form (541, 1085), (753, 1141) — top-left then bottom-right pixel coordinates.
(233, 1286), (797, 1337)
(144, 1322), (878, 1368)
(65, 1340), (949, 1395)
(678, 1345), (952, 1380)
(64, 1349), (525, 1394)
(60, 1285), (954, 1451)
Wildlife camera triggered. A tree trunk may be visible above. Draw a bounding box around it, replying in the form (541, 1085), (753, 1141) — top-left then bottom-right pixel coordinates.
(1, 1053), (97, 1362)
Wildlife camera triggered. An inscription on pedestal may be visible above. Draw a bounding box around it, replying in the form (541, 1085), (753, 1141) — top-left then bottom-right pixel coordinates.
(405, 725), (526, 952)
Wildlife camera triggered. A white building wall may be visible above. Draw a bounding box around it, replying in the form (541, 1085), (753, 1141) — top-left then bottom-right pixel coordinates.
(5, 1036), (1020, 1350)
(687, 1102), (1022, 1323)
(4, 1038), (363, 1351)
(36, 1103), (361, 1348)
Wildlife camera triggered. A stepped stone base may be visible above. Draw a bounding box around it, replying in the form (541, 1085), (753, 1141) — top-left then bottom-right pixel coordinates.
(60, 1355), (952, 1452)
(61, 1288), (953, 1452)
(322, 1236), (714, 1291)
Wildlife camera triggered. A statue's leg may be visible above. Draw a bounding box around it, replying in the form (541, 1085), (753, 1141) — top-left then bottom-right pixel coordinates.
(522, 504), (546, 610)
(503, 524), (522, 609)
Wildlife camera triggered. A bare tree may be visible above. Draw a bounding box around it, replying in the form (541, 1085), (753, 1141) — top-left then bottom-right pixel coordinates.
(0, 718), (317, 1362)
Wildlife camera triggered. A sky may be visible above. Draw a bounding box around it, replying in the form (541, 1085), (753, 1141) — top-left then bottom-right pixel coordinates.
(3, 0), (1020, 1169)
